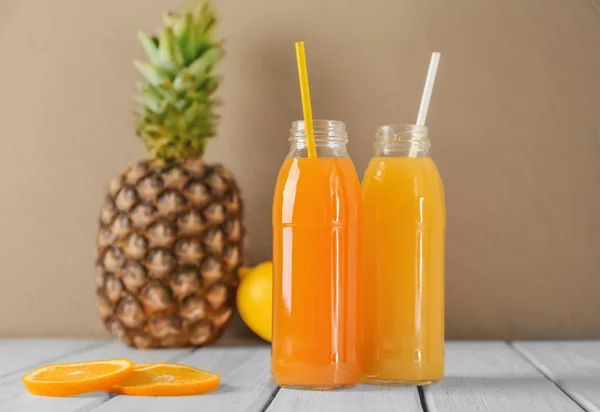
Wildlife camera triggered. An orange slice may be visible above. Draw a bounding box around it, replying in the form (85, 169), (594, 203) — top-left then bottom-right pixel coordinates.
(22, 359), (134, 397)
(110, 362), (220, 396)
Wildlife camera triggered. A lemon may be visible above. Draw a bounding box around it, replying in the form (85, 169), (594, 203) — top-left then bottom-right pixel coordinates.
(236, 261), (273, 342)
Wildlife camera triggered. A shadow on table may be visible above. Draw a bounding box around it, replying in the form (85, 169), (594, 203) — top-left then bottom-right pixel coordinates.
(209, 383), (235, 394)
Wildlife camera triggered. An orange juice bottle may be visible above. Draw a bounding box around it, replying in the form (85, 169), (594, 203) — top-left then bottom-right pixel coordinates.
(272, 120), (362, 389)
(361, 124), (445, 385)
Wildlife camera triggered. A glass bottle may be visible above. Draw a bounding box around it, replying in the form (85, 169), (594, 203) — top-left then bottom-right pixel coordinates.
(271, 120), (362, 389)
(361, 124), (445, 385)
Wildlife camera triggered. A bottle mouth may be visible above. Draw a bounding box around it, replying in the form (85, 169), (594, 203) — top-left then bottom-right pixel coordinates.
(376, 124), (429, 143)
(290, 119), (348, 142)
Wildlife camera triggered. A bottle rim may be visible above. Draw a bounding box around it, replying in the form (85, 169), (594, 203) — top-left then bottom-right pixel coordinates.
(289, 119), (348, 142)
(376, 124), (429, 143)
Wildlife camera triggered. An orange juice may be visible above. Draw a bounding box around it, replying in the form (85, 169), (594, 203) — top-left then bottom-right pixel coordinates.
(272, 122), (362, 389)
(361, 125), (445, 385)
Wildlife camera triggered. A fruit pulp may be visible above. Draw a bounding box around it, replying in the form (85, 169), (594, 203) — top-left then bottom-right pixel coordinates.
(272, 157), (362, 389)
(361, 157), (445, 385)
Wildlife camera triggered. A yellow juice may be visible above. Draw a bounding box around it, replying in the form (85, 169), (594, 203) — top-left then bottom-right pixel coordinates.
(361, 156), (445, 384)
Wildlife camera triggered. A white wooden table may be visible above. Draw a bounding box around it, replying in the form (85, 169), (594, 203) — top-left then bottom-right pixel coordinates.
(0, 340), (598, 411)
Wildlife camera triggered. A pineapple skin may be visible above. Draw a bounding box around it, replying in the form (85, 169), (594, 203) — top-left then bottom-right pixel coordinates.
(96, 157), (244, 348)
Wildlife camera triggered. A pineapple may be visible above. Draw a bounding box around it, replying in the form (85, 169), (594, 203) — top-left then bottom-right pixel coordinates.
(96, 2), (244, 348)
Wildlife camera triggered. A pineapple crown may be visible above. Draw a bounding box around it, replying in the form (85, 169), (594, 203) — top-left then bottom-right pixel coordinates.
(134, 1), (222, 161)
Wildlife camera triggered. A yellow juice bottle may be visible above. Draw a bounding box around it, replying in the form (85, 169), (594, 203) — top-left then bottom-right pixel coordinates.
(361, 124), (445, 385)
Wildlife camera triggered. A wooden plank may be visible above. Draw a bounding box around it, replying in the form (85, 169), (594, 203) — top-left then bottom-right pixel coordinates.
(0, 339), (98, 377)
(0, 340), (191, 412)
(268, 385), (421, 412)
(514, 341), (600, 412)
(423, 341), (583, 412)
(93, 345), (274, 412)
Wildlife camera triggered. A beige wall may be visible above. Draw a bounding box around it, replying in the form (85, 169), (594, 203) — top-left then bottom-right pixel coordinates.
(0, 0), (599, 339)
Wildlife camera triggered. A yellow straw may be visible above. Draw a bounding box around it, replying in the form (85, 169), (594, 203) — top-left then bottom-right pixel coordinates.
(295, 41), (317, 158)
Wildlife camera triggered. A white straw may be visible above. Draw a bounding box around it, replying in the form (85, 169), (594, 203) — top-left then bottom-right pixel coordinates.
(416, 52), (441, 126)
(410, 52), (440, 158)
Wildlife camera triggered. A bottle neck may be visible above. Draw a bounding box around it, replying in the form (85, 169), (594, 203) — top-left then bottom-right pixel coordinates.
(374, 124), (430, 158)
(287, 120), (349, 158)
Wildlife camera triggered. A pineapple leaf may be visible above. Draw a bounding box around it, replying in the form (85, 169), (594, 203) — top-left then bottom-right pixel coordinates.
(173, 69), (199, 92)
(183, 101), (204, 126)
(192, 2), (216, 50)
(201, 76), (219, 95)
(187, 47), (221, 78)
(164, 11), (194, 63)
(195, 2), (216, 31)
(137, 31), (161, 66)
(179, 13), (195, 64)
(163, 12), (180, 28)
(157, 27), (184, 74)
(179, 13), (196, 64)
(172, 12), (190, 41)
(134, 60), (170, 86)
(182, 0), (204, 13)
(135, 93), (160, 113)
